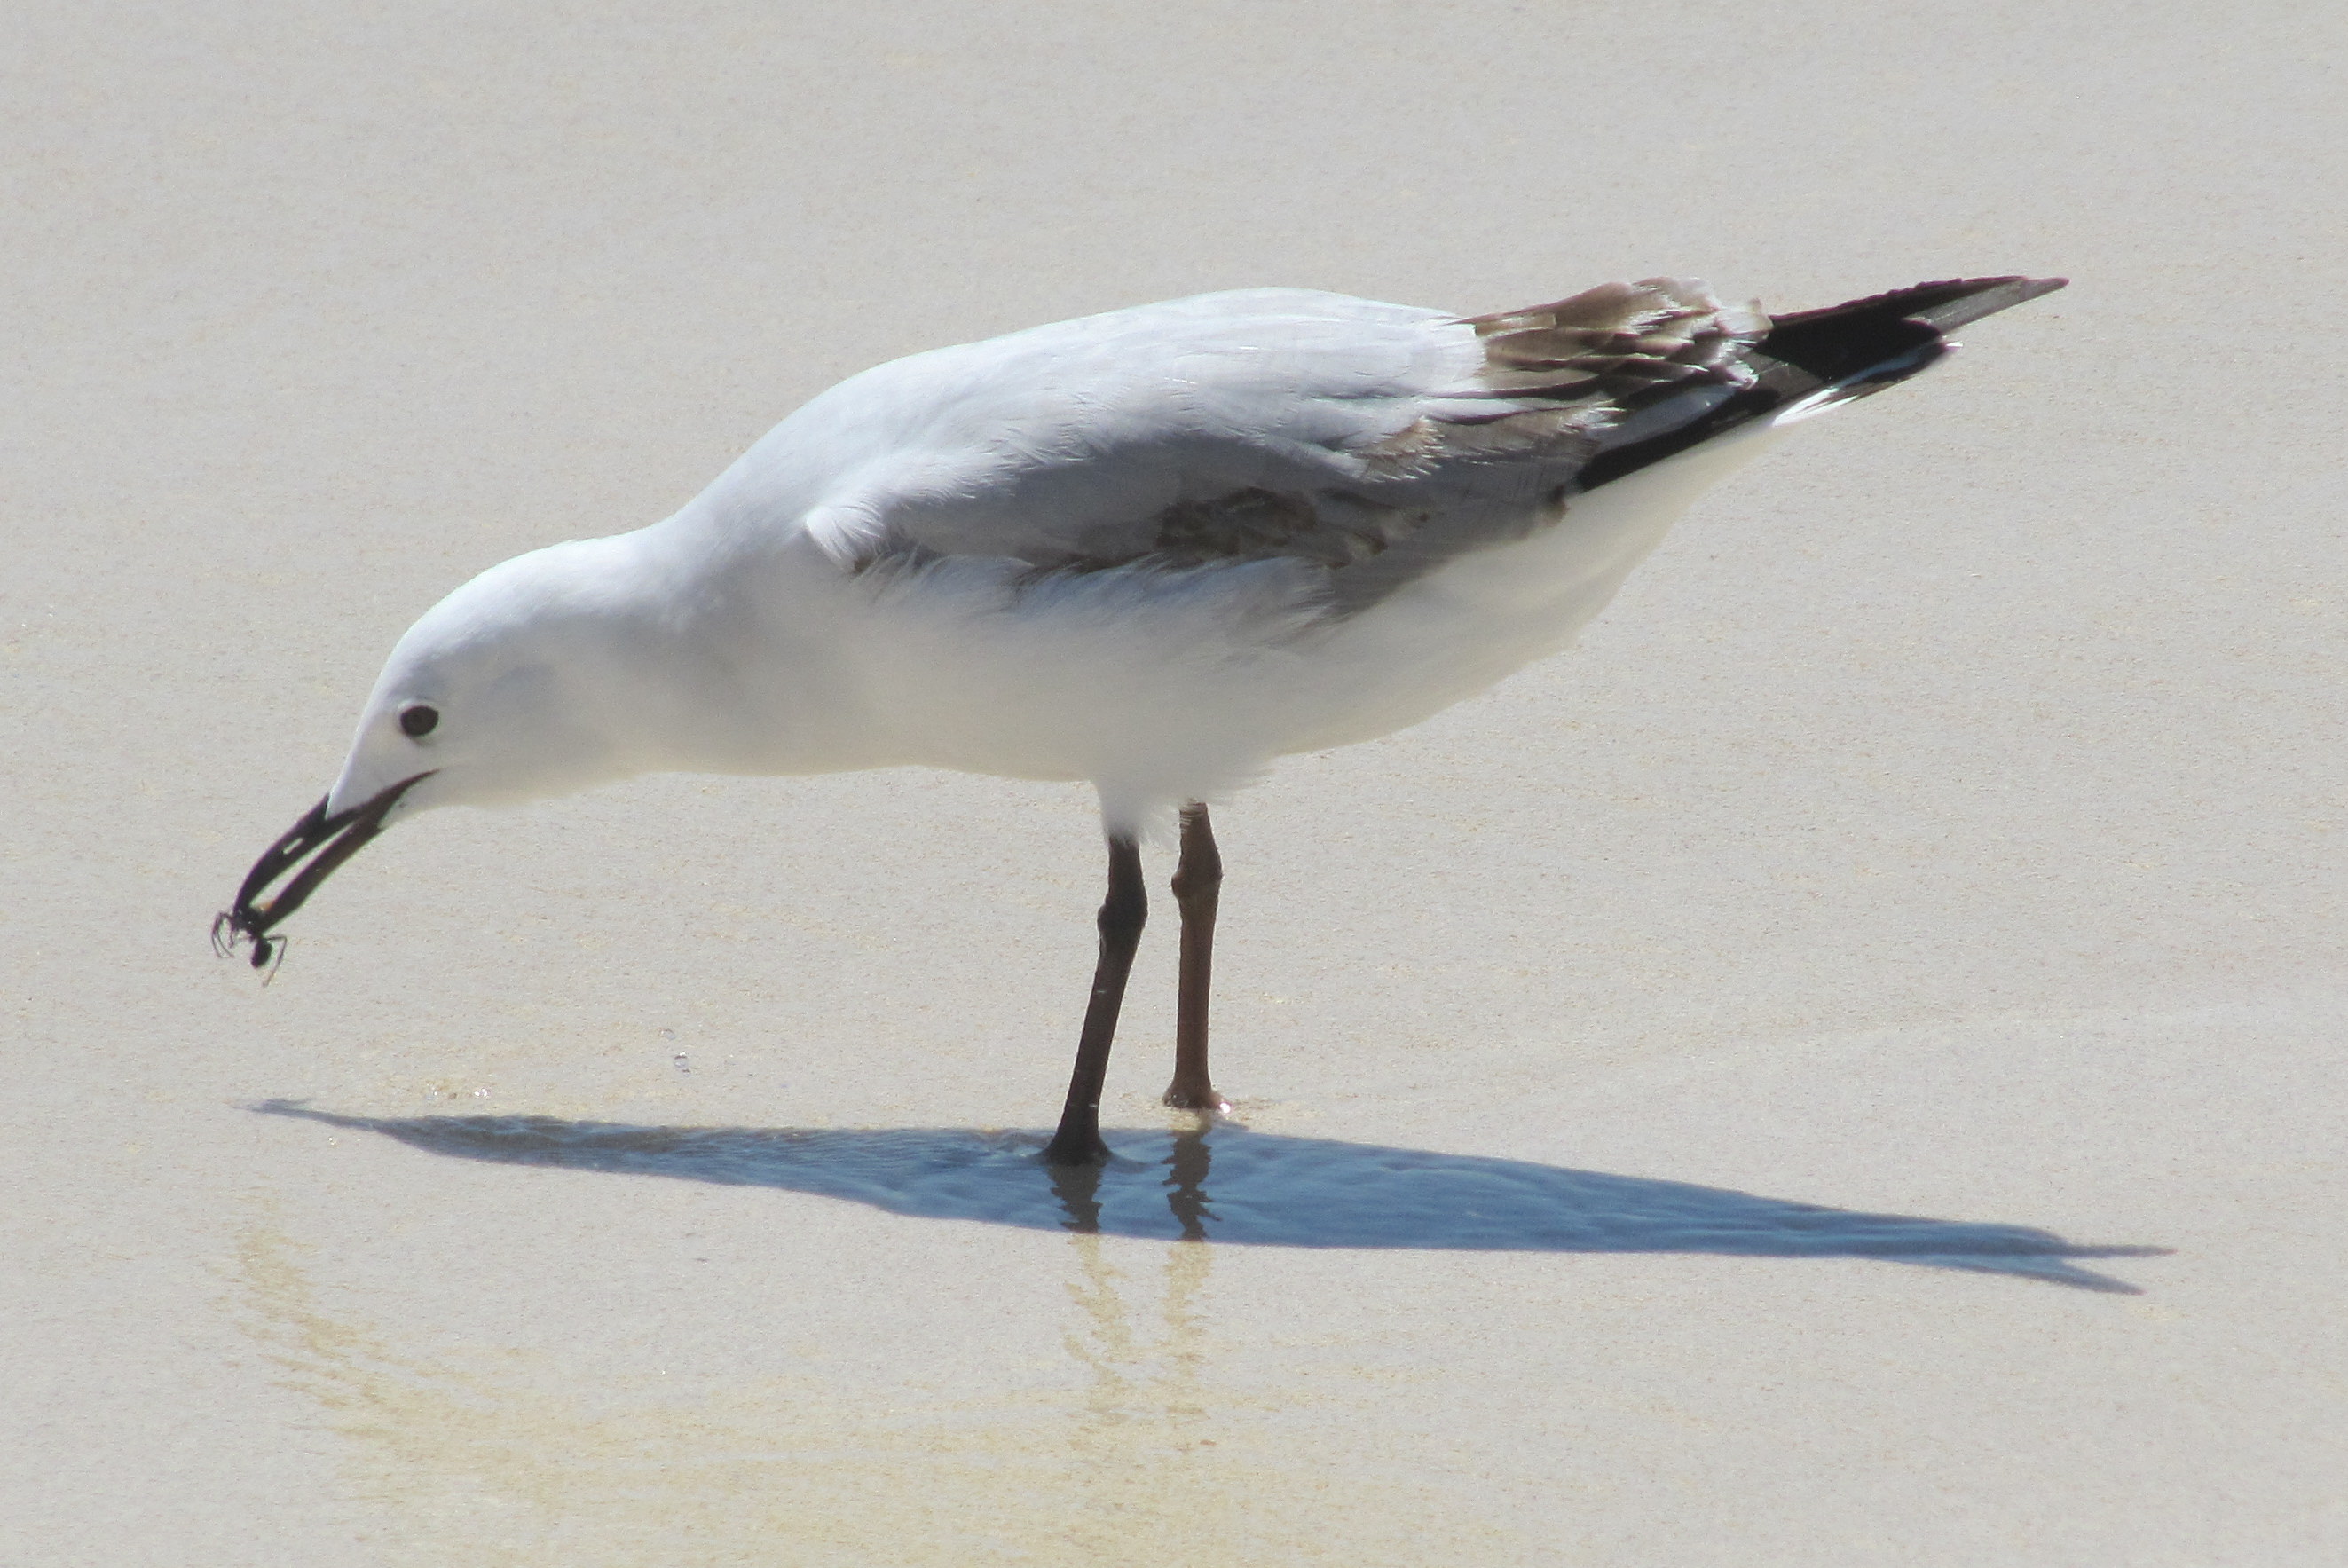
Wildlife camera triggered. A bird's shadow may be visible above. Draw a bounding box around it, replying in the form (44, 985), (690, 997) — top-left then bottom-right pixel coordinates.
(250, 1100), (2164, 1292)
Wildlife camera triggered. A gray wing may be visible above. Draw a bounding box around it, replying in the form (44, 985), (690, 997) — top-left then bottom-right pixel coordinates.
(800, 277), (2055, 614)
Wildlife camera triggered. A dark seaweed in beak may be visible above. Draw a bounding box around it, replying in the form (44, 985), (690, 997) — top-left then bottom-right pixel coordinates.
(213, 772), (434, 969)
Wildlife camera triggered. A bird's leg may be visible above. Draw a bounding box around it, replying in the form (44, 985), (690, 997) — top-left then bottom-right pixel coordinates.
(1163, 802), (1230, 1114)
(1043, 833), (1147, 1166)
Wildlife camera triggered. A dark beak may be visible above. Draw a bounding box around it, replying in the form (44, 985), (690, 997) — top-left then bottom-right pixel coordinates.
(213, 772), (434, 969)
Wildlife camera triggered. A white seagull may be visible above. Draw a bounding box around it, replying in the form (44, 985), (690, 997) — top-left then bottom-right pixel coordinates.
(219, 273), (2064, 1163)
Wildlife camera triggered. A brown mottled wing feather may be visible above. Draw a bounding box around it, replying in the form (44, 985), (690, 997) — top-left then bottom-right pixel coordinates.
(1301, 277), (1774, 610)
(1461, 277), (1769, 402)
(1111, 281), (1771, 582)
(1146, 486), (1409, 569)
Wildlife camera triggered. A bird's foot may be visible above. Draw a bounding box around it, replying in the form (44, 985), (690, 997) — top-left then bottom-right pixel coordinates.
(1161, 1079), (1231, 1116)
(1040, 1126), (1113, 1166)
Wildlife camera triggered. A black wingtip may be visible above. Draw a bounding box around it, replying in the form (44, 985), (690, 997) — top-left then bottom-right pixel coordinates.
(1572, 273), (2065, 493)
(1754, 274), (2064, 392)
(1769, 274), (2068, 335)
(1903, 274), (2068, 332)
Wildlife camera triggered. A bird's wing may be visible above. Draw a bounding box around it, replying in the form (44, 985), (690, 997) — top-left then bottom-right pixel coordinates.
(777, 277), (2054, 613)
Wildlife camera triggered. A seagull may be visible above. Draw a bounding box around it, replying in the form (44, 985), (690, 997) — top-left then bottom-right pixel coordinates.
(217, 272), (2065, 1164)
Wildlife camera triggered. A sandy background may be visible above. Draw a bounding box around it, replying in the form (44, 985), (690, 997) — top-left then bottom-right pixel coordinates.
(5, 2), (2344, 1563)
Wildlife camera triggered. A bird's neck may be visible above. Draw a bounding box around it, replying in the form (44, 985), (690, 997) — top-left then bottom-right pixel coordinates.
(596, 524), (900, 783)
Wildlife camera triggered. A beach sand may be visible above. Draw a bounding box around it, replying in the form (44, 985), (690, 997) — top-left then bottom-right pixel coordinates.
(5, 3), (2343, 1562)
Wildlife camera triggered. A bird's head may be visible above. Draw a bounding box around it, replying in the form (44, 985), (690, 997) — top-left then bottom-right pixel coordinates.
(216, 534), (691, 968)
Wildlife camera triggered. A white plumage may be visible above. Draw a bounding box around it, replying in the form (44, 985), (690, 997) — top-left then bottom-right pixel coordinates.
(223, 272), (2063, 1161)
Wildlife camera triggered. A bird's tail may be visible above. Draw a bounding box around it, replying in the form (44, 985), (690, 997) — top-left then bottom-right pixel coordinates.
(1575, 274), (2067, 490)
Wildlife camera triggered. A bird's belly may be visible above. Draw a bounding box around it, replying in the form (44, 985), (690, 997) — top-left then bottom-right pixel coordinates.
(1276, 428), (1785, 752)
(839, 556), (1326, 804)
(839, 426), (1777, 816)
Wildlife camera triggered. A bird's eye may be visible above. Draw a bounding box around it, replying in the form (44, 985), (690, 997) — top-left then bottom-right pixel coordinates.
(398, 704), (440, 738)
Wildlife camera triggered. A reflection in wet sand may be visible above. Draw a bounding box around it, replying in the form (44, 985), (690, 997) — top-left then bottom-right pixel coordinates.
(228, 1191), (1513, 1566)
(1061, 1232), (1220, 1516)
(1056, 1138), (1222, 1499)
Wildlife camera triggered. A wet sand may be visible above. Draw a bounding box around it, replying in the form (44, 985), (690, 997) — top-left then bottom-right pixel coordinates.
(5, 3), (2344, 1563)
